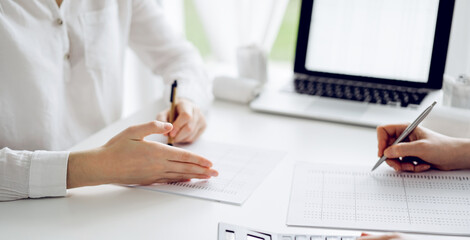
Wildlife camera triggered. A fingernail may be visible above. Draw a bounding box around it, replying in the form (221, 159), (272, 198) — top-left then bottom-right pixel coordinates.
(418, 165), (431, 172)
(170, 131), (176, 137)
(210, 170), (218, 177)
(164, 123), (172, 130)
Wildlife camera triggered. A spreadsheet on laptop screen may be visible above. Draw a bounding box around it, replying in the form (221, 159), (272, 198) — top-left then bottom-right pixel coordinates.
(305, 0), (439, 83)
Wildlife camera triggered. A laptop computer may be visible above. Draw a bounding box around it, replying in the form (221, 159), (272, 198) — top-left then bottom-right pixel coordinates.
(250, 0), (455, 127)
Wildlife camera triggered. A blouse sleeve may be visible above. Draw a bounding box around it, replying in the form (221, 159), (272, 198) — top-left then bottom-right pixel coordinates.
(0, 148), (69, 201)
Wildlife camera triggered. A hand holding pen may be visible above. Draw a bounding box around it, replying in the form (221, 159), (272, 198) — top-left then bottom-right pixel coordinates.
(372, 102), (436, 171)
(156, 80), (207, 145)
(375, 102), (470, 172)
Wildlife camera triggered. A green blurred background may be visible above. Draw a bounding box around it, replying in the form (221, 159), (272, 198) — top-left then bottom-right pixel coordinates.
(183, 0), (301, 62)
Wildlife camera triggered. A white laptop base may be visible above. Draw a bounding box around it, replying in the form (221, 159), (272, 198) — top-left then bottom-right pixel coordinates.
(250, 88), (440, 128)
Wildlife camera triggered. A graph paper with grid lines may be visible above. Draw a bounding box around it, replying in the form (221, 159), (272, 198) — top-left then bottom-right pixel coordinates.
(136, 138), (284, 205)
(287, 162), (470, 236)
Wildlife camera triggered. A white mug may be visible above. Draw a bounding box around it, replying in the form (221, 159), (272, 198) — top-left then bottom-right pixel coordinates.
(236, 44), (268, 84)
(443, 74), (470, 110)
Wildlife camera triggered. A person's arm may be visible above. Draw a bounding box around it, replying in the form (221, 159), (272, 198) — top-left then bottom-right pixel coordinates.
(0, 148), (68, 201)
(128, 0), (212, 144)
(1, 121), (218, 201)
(66, 121), (217, 188)
(377, 124), (470, 172)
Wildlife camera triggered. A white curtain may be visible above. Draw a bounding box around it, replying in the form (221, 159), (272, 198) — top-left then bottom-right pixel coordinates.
(445, 0), (470, 78)
(123, 0), (184, 117)
(193, 0), (289, 62)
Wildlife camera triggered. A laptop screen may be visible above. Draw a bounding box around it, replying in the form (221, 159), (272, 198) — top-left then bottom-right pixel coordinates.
(294, 0), (455, 89)
(306, 0), (439, 83)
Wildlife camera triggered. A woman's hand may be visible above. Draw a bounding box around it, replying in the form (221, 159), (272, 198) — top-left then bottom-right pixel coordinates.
(377, 124), (470, 172)
(67, 121), (218, 188)
(157, 98), (206, 144)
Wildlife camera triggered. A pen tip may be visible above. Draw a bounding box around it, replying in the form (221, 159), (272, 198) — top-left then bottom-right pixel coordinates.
(371, 162), (381, 171)
(431, 101), (436, 107)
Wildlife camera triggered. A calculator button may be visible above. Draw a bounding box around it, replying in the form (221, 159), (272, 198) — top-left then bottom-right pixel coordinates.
(225, 231), (235, 240)
(326, 237), (341, 240)
(310, 236), (325, 240)
(282, 236), (293, 240)
(248, 235), (265, 240)
(341, 237), (356, 240)
(295, 236), (308, 240)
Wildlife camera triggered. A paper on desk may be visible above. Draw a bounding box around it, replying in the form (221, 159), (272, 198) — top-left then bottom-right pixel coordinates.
(287, 162), (470, 236)
(135, 136), (285, 205)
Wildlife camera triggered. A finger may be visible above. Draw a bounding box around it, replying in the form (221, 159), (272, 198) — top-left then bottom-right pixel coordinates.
(377, 126), (390, 157)
(164, 172), (213, 180)
(124, 121), (173, 140)
(401, 162), (415, 172)
(152, 178), (194, 184)
(414, 163), (431, 172)
(181, 127), (203, 144)
(358, 233), (402, 240)
(383, 141), (426, 159)
(181, 112), (206, 143)
(377, 124), (409, 157)
(169, 102), (193, 138)
(165, 147), (213, 168)
(181, 120), (207, 143)
(166, 160), (218, 177)
(156, 110), (170, 136)
(174, 116), (199, 143)
(358, 236), (391, 240)
(385, 159), (402, 172)
(381, 124), (410, 138)
(401, 156), (432, 173)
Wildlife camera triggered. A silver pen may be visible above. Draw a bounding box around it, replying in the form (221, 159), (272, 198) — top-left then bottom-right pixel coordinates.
(371, 101), (437, 171)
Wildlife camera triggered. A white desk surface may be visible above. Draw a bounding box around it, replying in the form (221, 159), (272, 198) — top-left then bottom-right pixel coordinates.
(0, 99), (467, 240)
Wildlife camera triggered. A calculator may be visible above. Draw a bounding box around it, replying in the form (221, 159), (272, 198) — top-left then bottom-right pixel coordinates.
(218, 223), (358, 240)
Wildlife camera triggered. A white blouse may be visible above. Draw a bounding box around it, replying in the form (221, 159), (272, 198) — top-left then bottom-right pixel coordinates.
(0, 0), (211, 201)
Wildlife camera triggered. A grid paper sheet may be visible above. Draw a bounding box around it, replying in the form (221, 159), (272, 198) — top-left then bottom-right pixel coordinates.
(136, 138), (284, 205)
(287, 162), (470, 236)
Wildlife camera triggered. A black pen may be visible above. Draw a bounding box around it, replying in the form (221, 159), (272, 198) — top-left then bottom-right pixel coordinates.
(168, 80), (177, 146)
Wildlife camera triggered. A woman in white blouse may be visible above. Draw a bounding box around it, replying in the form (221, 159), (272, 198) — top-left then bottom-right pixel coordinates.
(0, 0), (218, 201)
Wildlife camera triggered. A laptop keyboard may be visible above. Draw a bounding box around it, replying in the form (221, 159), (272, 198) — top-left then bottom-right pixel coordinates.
(294, 78), (427, 108)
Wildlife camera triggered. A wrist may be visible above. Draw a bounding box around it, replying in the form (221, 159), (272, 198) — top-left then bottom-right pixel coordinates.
(454, 138), (470, 170)
(67, 148), (110, 188)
